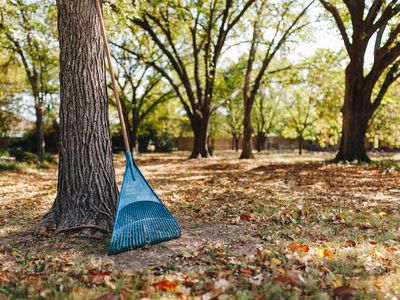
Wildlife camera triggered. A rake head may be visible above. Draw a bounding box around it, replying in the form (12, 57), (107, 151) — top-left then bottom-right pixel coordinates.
(109, 201), (181, 254)
(108, 152), (181, 255)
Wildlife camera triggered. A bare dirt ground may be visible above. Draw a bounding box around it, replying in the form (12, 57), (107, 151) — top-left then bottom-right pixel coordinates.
(1, 150), (400, 299)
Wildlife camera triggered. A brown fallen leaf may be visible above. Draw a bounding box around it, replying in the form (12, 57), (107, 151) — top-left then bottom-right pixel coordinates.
(95, 293), (118, 300)
(345, 240), (356, 247)
(240, 213), (252, 221)
(333, 286), (356, 299)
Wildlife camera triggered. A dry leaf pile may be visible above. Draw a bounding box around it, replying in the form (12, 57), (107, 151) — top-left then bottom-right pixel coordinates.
(1, 151), (400, 299)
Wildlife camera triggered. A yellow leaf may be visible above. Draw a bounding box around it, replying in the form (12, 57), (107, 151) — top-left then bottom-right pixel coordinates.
(378, 211), (387, 218)
(271, 258), (282, 265)
(337, 213), (345, 219)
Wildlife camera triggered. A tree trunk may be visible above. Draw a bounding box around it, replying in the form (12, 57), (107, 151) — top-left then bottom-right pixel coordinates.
(35, 102), (45, 158)
(240, 101), (254, 159)
(298, 136), (303, 155)
(335, 64), (371, 162)
(38, 0), (118, 235)
(189, 116), (210, 158)
(131, 119), (139, 154)
(256, 133), (266, 153)
(232, 134), (240, 152)
(207, 135), (214, 156)
(120, 98), (133, 150)
(335, 103), (370, 162)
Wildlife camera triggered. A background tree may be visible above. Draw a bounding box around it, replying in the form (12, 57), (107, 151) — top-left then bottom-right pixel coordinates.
(0, 0), (58, 157)
(0, 52), (26, 137)
(281, 89), (318, 155)
(38, 0), (118, 235)
(239, 0), (314, 159)
(226, 96), (243, 151)
(319, 0), (400, 162)
(305, 48), (345, 148)
(113, 0), (255, 158)
(253, 86), (282, 152)
(111, 44), (174, 152)
(368, 84), (400, 148)
(216, 60), (244, 151)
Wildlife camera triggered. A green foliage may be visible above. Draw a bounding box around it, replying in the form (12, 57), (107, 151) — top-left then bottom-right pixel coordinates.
(11, 114), (59, 153)
(137, 123), (174, 153)
(9, 148), (39, 163)
(0, 161), (25, 172)
(368, 84), (400, 148)
(0, 51), (26, 137)
(281, 88), (318, 143)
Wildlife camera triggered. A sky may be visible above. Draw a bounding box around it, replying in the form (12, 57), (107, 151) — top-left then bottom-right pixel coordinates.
(17, 6), (380, 122)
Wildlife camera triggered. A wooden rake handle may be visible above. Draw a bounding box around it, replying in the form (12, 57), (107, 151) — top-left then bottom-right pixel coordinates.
(94, 0), (131, 153)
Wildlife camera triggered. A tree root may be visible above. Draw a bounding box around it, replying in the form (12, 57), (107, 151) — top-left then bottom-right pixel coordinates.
(54, 225), (110, 236)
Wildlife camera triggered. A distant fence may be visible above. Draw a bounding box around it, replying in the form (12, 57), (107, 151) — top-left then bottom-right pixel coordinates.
(173, 136), (314, 151)
(0, 137), (14, 149)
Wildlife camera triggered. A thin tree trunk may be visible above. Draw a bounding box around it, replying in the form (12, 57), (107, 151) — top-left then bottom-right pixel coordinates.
(298, 136), (303, 155)
(38, 0), (118, 235)
(232, 134), (240, 152)
(131, 119), (139, 153)
(119, 97), (133, 150)
(35, 102), (45, 158)
(240, 100), (254, 159)
(256, 133), (266, 152)
(207, 135), (214, 156)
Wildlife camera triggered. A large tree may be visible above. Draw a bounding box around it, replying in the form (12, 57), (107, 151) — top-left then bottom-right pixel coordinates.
(38, 0), (118, 235)
(240, 0), (313, 158)
(320, 0), (400, 162)
(113, 0), (255, 158)
(0, 0), (58, 157)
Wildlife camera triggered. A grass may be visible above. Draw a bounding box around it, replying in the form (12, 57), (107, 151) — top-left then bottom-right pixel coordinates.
(0, 161), (25, 172)
(0, 150), (400, 299)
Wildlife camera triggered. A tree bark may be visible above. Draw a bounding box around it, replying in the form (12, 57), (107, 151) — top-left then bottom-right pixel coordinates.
(240, 98), (254, 159)
(189, 116), (210, 158)
(232, 134), (240, 152)
(38, 0), (118, 235)
(298, 136), (303, 155)
(256, 133), (266, 152)
(35, 102), (45, 158)
(335, 63), (371, 162)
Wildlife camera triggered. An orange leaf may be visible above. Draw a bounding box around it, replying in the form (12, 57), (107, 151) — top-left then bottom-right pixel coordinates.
(0, 273), (7, 284)
(91, 274), (105, 285)
(240, 213), (252, 221)
(386, 247), (398, 252)
(323, 249), (334, 259)
(153, 280), (178, 291)
(288, 242), (309, 253)
(239, 268), (253, 277)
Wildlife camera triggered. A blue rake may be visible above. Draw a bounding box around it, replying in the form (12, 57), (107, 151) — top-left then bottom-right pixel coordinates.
(95, 0), (180, 255)
(108, 153), (180, 255)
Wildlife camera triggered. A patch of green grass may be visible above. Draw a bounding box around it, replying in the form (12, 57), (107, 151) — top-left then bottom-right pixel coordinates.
(0, 161), (26, 172)
(366, 160), (400, 171)
(0, 148), (10, 156)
